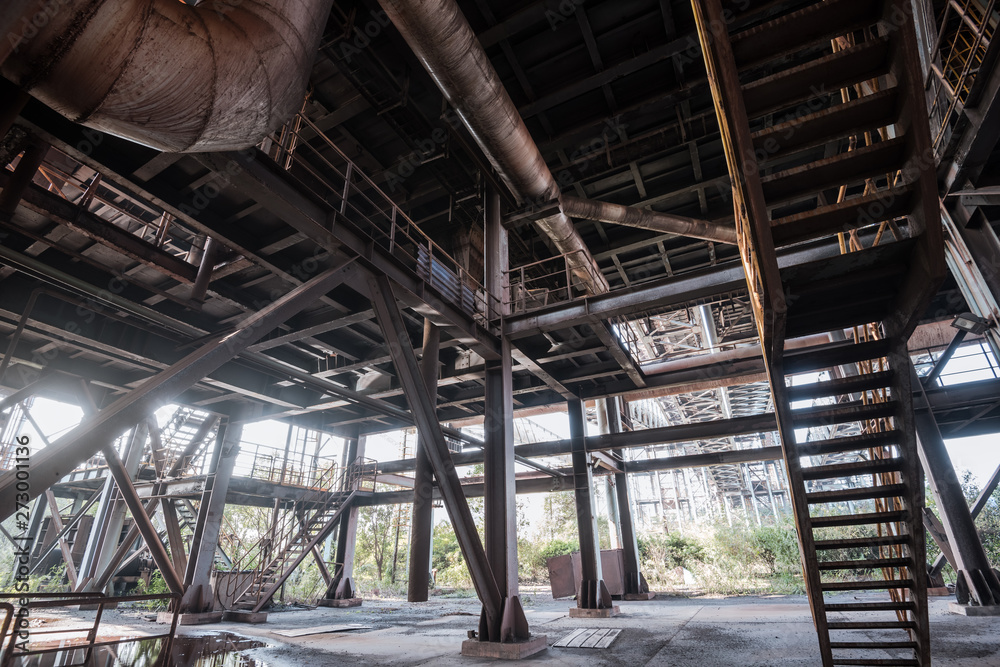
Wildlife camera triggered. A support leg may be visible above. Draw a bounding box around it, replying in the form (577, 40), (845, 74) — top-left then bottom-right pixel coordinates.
(568, 399), (616, 617)
(407, 320), (438, 602)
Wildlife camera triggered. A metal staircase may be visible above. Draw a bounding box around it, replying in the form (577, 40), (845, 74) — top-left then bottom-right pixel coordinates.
(224, 459), (377, 613)
(693, 0), (945, 664)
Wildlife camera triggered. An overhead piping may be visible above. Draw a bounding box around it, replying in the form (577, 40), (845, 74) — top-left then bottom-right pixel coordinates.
(376, 0), (609, 295)
(1, 0), (333, 152)
(560, 196), (739, 245)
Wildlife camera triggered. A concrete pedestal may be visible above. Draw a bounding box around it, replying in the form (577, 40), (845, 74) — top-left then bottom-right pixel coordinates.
(623, 592), (656, 601)
(318, 598), (363, 608)
(222, 610), (268, 624)
(460, 635), (548, 659)
(949, 603), (1000, 616)
(928, 586), (952, 596)
(569, 605), (620, 618)
(157, 611), (223, 625)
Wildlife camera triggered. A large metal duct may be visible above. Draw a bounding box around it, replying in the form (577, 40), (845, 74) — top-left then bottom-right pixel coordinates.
(560, 196), (739, 245)
(1, 0), (332, 152)
(377, 0), (609, 295)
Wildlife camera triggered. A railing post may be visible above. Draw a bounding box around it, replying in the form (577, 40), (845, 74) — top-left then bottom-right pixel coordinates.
(389, 209), (397, 253)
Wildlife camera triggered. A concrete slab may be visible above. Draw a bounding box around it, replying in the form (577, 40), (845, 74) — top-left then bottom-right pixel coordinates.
(317, 598), (363, 608)
(949, 603), (1000, 616)
(569, 605), (620, 618)
(157, 611), (223, 625)
(222, 610), (268, 624)
(460, 635), (548, 659)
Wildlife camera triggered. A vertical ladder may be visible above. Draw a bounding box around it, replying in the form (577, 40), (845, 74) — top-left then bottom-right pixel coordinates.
(692, 0), (945, 664)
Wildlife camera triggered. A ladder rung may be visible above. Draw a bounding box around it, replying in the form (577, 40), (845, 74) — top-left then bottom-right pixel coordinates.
(831, 660), (919, 666)
(806, 483), (906, 504)
(827, 621), (916, 630)
(786, 371), (895, 402)
(761, 137), (909, 206)
(772, 183), (916, 246)
(821, 578), (915, 591)
(800, 457), (904, 481)
(830, 642), (918, 651)
(817, 557), (912, 570)
(825, 601), (915, 612)
(743, 38), (893, 117)
(797, 431), (900, 458)
(815, 534), (910, 550)
(811, 510), (909, 528)
(753, 88), (900, 160)
(732, 0), (884, 67)
(784, 339), (893, 375)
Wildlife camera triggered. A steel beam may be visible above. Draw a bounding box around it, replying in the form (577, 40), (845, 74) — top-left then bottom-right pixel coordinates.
(368, 274), (504, 636)
(407, 320), (438, 602)
(0, 260), (353, 517)
(931, 460), (1000, 576)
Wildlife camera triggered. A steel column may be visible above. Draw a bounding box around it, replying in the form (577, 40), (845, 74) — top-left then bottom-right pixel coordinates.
(328, 431), (364, 600)
(931, 460), (1000, 576)
(179, 416), (241, 613)
(605, 397), (649, 598)
(407, 320), (438, 602)
(0, 261), (353, 516)
(368, 274), (504, 637)
(568, 399), (611, 610)
(915, 380), (1000, 606)
(77, 422), (148, 591)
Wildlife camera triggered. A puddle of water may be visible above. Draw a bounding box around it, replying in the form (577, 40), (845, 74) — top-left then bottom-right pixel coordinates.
(10, 631), (269, 666)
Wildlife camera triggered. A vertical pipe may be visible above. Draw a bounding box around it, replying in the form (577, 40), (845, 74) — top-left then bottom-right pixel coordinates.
(568, 399), (609, 609)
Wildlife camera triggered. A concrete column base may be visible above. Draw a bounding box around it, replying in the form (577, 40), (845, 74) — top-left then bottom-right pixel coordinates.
(569, 606), (620, 618)
(460, 635), (548, 659)
(222, 610), (268, 624)
(949, 603), (1000, 616)
(928, 586), (952, 596)
(623, 592), (656, 601)
(157, 611), (223, 625)
(318, 598), (363, 608)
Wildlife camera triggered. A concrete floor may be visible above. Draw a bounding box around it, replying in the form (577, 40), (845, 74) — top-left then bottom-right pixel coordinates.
(189, 591), (1000, 666)
(32, 590), (1000, 665)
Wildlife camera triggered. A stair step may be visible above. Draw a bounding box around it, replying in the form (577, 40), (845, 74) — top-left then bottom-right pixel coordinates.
(815, 534), (910, 550)
(784, 339), (893, 375)
(752, 88), (900, 161)
(771, 183), (916, 246)
(825, 601), (915, 612)
(831, 660), (918, 666)
(830, 642), (918, 651)
(827, 621), (916, 630)
(800, 456), (904, 481)
(806, 483), (906, 504)
(791, 400), (897, 428)
(797, 430), (900, 458)
(732, 0), (884, 67)
(743, 38), (893, 117)
(821, 578), (915, 591)
(811, 510), (909, 528)
(761, 137), (908, 206)
(817, 557), (912, 570)
(787, 371), (895, 402)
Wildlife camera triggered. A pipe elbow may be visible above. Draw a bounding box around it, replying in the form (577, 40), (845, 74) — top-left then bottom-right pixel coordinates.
(3, 0), (330, 152)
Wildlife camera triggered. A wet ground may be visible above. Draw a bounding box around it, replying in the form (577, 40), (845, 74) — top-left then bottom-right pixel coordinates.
(12, 590), (1000, 666)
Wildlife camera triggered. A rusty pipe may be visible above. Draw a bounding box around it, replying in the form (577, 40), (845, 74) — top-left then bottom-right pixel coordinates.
(2, 0), (332, 152)
(376, 0), (608, 294)
(560, 195), (739, 245)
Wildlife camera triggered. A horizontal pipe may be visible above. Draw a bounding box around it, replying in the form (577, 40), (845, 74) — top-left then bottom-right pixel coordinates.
(560, 196), (739, 245)
(3, 0), (332, 152)
(377, 0), (608, 294)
